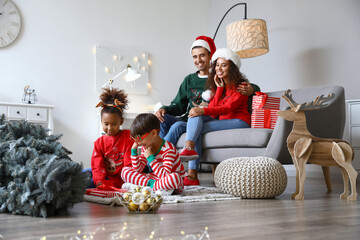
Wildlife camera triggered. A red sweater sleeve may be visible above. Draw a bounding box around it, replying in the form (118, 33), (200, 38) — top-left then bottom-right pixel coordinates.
(121, 131), (133, 167)
(131, 147), (148, 172)
(203, 87), (246, 117)
(91, 139), (106, 186)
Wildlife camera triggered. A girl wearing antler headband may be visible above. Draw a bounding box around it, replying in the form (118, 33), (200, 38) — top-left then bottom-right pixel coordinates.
(90, 88), (133, 189)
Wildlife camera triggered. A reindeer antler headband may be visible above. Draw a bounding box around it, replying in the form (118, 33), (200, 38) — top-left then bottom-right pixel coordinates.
(96, 99), (124, 112)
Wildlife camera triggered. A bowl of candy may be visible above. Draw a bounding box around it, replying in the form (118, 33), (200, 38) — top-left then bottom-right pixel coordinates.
(119, 186), (163, 213)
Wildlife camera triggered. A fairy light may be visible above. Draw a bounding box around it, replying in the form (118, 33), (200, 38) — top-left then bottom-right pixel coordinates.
(39, 223), (209, 240)
(104, 67), (110, 74)
(113, 55), (119, 61)
(134, 56), (139, 62)
(92, 47), (96, 55)
(147, 59), (152, 65)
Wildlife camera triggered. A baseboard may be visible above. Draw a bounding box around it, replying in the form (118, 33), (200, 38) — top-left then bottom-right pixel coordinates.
(283, 165), (343, 179)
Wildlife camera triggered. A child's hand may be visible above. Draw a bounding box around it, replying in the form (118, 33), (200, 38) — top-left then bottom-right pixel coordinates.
(132, 142), (138, 149)
(144, 146), (154, 158)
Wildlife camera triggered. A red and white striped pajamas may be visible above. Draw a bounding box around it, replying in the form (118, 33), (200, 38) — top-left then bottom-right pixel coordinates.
(121, 140), (185, 191)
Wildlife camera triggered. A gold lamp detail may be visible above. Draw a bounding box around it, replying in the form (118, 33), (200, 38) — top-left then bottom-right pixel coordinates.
(214, 3), (269, 58)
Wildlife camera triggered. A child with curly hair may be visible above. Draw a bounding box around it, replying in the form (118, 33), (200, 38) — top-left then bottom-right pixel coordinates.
(121, 113), (185, 192)
(90, 88), (133, 189)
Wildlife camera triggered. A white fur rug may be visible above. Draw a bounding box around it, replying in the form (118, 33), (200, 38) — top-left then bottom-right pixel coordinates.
(84, 185), (241, 205)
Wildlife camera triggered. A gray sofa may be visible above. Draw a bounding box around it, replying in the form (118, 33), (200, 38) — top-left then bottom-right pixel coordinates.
(175, 85), (345, 165)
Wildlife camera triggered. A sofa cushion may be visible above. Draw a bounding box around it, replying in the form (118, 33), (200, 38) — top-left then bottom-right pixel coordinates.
(176, 128), (273, 149)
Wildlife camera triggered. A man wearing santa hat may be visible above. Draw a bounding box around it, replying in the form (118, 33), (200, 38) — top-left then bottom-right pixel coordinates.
(155, 36), (260, 186)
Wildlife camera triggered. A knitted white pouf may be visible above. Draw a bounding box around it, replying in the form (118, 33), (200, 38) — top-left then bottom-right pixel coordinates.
(214, 156), (287, 198)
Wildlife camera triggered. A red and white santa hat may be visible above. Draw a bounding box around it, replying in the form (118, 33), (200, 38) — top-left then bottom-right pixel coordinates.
(211, 48), (241, 69)
(190, 36), (216, 57)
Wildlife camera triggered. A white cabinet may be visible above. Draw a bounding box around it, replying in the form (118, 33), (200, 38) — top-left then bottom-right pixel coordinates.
(0, 102), (54, 134)
(346, 99), (360, 170)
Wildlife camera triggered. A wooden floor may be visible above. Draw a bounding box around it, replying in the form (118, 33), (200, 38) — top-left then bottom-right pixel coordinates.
(1, 172), (360, 240)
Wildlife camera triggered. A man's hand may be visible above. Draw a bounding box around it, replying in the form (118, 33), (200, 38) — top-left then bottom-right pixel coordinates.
(188, 107), (204, 118)
(237, 82), (254, 96)
(155, 108), (166, 123)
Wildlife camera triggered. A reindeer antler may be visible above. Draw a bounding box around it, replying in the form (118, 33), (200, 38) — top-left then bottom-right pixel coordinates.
(282, 89), (302, 112)
(282, 89), (335, 112)
(300, 93), (335, 111)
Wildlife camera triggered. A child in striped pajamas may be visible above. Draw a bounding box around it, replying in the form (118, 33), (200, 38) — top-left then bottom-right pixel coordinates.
(121, 113), (185, 192)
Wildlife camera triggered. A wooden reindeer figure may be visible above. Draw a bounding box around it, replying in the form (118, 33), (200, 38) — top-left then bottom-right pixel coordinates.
(278, 90), (358, 201)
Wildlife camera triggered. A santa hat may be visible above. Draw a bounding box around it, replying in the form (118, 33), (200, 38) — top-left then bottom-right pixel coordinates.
(211, 48), (241, 69)
(190, 36), (216, 57)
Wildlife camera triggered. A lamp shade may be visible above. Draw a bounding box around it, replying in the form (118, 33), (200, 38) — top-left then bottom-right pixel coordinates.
(226, 19), (269, 58)
(125, 67), (141, 82)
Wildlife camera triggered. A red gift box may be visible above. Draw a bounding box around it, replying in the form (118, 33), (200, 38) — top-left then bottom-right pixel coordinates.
(85, 188), (128, 198)
(252, 92), (280, 110)
(251, 109), (279, 129)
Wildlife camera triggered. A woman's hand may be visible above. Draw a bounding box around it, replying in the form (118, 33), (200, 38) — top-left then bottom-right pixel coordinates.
(214, 74), (224, 88)
(188, 107), (205, 118)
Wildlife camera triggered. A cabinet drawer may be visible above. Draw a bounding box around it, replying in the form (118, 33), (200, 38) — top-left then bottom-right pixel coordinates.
(0, 106), (7, 117)
(8, 106), (26, 119)
(28, 108), (48, 122)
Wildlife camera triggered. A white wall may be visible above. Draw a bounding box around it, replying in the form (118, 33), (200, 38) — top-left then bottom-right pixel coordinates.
(1, 0), (359, 169)
(210, 0), (360, 97)
(0, 0), (209, 167)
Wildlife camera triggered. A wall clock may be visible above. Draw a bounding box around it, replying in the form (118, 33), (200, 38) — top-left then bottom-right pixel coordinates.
(0, 0), (22, 48)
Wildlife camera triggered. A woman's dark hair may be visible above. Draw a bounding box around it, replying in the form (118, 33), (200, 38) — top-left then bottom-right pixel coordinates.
(130, 113), (160, 137)
(206, 58), (248, 96)
(99, 88), (128, 118)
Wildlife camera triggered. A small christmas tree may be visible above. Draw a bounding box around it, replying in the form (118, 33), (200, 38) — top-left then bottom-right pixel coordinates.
(0, 114), (89, 217)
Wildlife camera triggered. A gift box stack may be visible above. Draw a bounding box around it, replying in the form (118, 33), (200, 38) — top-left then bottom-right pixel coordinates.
(251, 92), (280, 129)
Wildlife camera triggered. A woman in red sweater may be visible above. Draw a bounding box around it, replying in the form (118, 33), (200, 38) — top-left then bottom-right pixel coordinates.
(179, 48), (250, 185)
